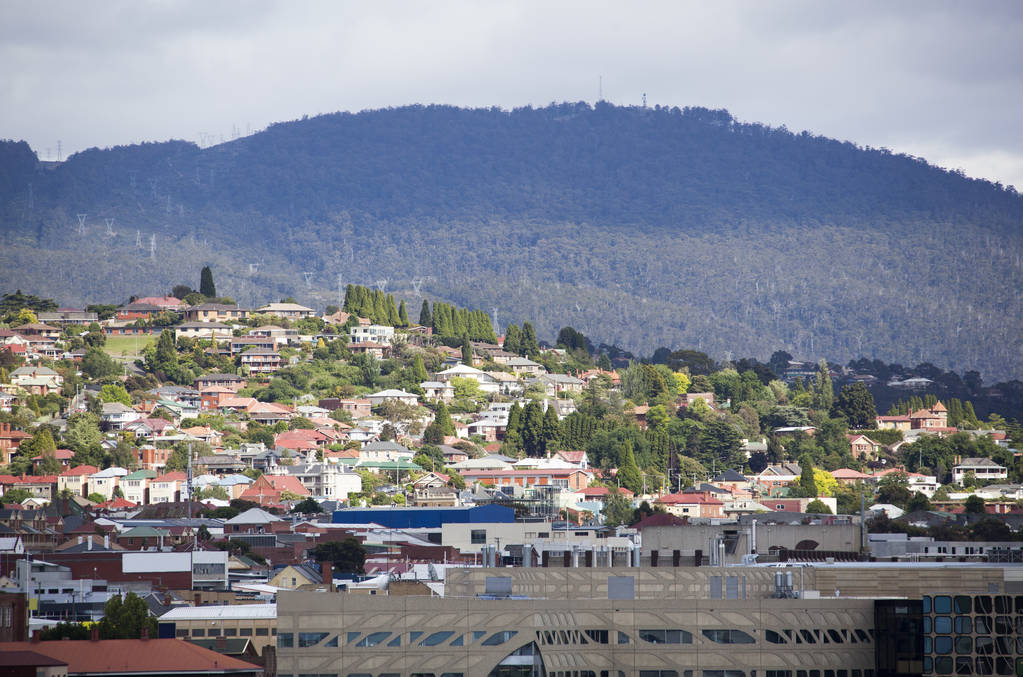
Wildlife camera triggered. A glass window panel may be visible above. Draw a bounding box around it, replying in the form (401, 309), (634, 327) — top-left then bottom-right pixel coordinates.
(923, 659), (932, 674)
(975, 657), (993, 675)
(278, 632), (293, 648)
(993, 637), (1011, 655)
(354, 631), (390, 647)
(298, 632), (329, 647)
(994, 617), (1012, 634)
(934, 657), (953, 675)
(387, 635), (401, 647)
(935, 617), (953, 633)
(975, 636), (994, 655)
(854, 629), (870, 643)
(994, 596), (1011, 614)
(955, 616), (972, 633)
(924, 637), (932, 654)
(935, 636), (953, 654)
(765, 630), (786, 644)
(975, 617), (992, 634)
(618, 631), (630, 644)
(800, 630), (816, 644)
(827, 630), (842, 643)
(450, 634), (463, 647)
(935, 596), (953, 613)
(421, 631), (455, 646)
(481, 631), (517, 646)
(409, 631), (423, 643)
(346, 631), (360, 644)
(923, 617), (932, 633)
(953, 596), (971, 614)
(954, 657), (972, 675)
(976, 596), (993, 614)
(955, 636), (973, 654)
(994, 657), (1012, 676)
(922, 596), (932, 614)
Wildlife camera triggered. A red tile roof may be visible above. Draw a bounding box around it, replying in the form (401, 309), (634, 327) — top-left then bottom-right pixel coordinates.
(95, 497), (138, 509)
(656, 492), (724, 506)
(153, 471), (187, 483)
(0, 639), (259, 674)
(60, 465), (99, 477)
(578, 486), (634, 498)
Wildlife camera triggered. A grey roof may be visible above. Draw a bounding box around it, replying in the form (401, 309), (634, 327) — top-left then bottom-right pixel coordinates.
(362, 441), (412, 453)
(712, 469), (748, 482)
(956, 457), (1004, 468)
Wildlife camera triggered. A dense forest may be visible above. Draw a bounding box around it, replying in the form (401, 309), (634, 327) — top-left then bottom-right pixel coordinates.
(2, 102), (1022, 378)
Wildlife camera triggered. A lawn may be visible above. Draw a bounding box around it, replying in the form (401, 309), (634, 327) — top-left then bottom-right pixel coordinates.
(103, 334), (156, 359)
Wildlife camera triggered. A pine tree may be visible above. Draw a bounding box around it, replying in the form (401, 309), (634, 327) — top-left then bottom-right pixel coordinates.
(155, 329), (178, 369)
(343, 285), (357, 313)
(411, 355), (428, 383)
(541, 406), (561, 456)
(798, 455), (818, 497)
(520, 322), (539, 357)
(461, 333), (472, 364)
(433, 402), (455, 436)
(520, 401), (545, 457)
(387, 294), (400, 326)
(617, 440), (643, 493)
(811, 359), (833, 411)
(419, 300), (432, 327)
(504, 324), (521, 355)
(398, 300), (409, 327)
(199, 266), (216, 298)
(503, 403), (524, 453)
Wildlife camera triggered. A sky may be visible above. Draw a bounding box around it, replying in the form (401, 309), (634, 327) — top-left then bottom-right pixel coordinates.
(2, 1), (1022, 190)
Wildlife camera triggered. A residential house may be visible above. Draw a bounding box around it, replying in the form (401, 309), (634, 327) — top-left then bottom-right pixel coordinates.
(318, 398), (373, 418)
(37, 309), (99, 325)
(0, 390), (16, 412)
(420, 381), (454, 402)
(30, 448), (74, 470)
(269, 453), (361, 501)
(116, 302), (162, 320)
(194, 373), (246, 392)
(57, 465), (98, 497)
(239, 348), (282, 374)
(460, 467), (593, 492)
(12, 475), (58, 502)
(100, 402), (141, 431)
(952, 458), (1008, 485)
(256, 302), (315, 319)
(655, 492), (725, 519)
(9, 366), (63, 395)
(150, 471), (188, 503)
(239, 474), (310, 505)
(348, 342), (386, 359)
(228, 336), (276, 356)
(536, 373), (585, 396)
(247, 401), (293, 426)
(132, 295), (184, 310)
(359, 441), (414, 463)
(11, 323), (60, 340)
(180, 304), (250, 323)
(554, 450), (588, 469)
(754, 463), (802, 491)
(505, 357), (545, 377)
(121, 469), (155, 504)
(350, 324), (395, 346)
(847, 434), (882, 460)
(366, 389), (419, 406)
(88, 467), (128, 500)
(248, 324), (299, 344)
(270, 563), (323, 590)
(0, 423), (31, 465)
(176, 322), (232, 340)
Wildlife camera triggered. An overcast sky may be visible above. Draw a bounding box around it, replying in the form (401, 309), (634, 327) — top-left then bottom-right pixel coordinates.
(2, 1), (1022, 190)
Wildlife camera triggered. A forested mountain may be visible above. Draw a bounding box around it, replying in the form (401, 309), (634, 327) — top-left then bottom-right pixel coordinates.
(2, 102), (1022, 378)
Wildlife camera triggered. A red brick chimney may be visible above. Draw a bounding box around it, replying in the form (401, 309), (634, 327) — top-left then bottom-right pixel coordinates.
(140, 627), (149, 641)
(91, 627), (100, 641)
(321, 561), (332, 587)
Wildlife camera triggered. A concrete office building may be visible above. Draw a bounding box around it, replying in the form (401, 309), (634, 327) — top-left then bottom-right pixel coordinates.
(275, 564), (1022, 677)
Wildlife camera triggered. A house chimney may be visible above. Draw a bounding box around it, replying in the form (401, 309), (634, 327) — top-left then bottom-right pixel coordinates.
(216, 634), (227, 649)
(87, 537), (92, 550)
(321, 561), (332, 587)
(91, 627), (100, 641)
(31, 630), (41, 643)
(140, 627), (149, 640)
(104, 534), (109, 549)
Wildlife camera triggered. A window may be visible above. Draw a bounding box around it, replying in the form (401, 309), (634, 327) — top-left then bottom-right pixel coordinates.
(256, 627), (269, 636)
(224, 628), (237, 637)
(481, 631), (517, 646)
(421, 631), (455, 646)
(471, 529), (487, 544)
(192, 629), (206, 637)
(639, 629), (693, 644)
(702, 672), (745, 677)
(703, 629), (755, 645)
(354, 631), (390, 647)
(585, 630), (609, 644)
(639, 672), (680, 677)
(239, 628), (253, 636)
(955, 617), (972, 634)
(278, 632), (293, 648)
(617, 632), (630, 644)
(765, 630), (786, 644)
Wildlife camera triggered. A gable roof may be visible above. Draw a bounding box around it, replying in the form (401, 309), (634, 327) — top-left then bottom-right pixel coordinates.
(711, 469), (747, 482)
(0, 639), (260, 674)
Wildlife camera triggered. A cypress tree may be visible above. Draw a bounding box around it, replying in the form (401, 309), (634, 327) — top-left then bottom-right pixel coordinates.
(541, 406), (561, 456)
(461, 333), (472, 364)
(199, 266), (216, 298)
(387, 294), (400, 326)
(520, 401), (545, 457)
(504, 403), (524, 453)
(343, 285), (356, 313)
(520, 322), (539, 357)
(411, 355), (428, 382)
(398, 300), (409, 327)
(419, 300), (432, 327)
(504, 324), (521, 355)
(617, 440), (643, 494)
(433, 401), (455, 436)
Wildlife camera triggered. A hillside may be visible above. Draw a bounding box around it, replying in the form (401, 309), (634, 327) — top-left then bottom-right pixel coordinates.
(2, 102), (1022, 378)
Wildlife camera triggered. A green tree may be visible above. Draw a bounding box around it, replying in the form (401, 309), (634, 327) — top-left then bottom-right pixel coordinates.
(433, 401), (455, 436)
(311, 537), (367, 574)
(98, 592), (157, 639)
(418, 300), (432, 327)
(876, 471), (912, 507)
(411, 355), (429, 383)
(831, 382), (876, 428)
(99, 384), (131, 405)
(519, 401), (545, 457)
(461, 332), (472, 364)
(541, 405), (561, 456)
(199, 266), (217, 298)
(811, 360), (834, 411)
(1, 488), (32, 504)
(616, 440), (643, 493)
(905, 492), (932, 512)
(602, 489), (634, 527)
(798, 455), (818, 497)
(963, 495), (986, 514)
(398, 300), (409, 327)
(503, 324), (521, 355)
(805, 499), (832, 514)
(291, 497), (322, 514)
(519, 322), (539, 357)
(36, 449), (62, 475)
(81, 347), (120, 380)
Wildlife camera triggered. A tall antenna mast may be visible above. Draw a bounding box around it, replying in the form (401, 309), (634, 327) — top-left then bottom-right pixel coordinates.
(599, 75), (603, 101)
(57, 140), (62, 162)
(337, 272), (343, 310)
(643, 93), (647, 108)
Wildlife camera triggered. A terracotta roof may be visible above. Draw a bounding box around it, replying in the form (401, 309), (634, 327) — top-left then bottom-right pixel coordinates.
(14, 475), (57, 484)
(153, 471), (188, 483)
(931, 401), (947, 411)
(32, 449), (75, 461)
(578, 486), (634, 498)
(0, 428), (32, 440)
(0, 639), (260, 674)
(656, 492), (724, 506)
(831, 468), (871, 479)
(95, 497), (138, 509)
(60, 465), (99, 477)
(556, 450), (586, 463)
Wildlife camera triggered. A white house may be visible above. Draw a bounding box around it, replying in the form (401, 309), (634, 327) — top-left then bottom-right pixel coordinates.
(952, 458), (1008, 485)
(100, 402), (142, 430)
(350, 324), (396, 346)
(366, 389), (419, 406)
(88, 466), (129, 500)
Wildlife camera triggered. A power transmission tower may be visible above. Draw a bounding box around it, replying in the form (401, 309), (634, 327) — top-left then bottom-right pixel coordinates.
(135, 231), (142, 249)
(302, 272), (314, 288)
(76, 214), (87, 236)
(491, 307), (499, 336)
(337, 272), (343, 309)
(376, 279), (388, 293)
(411, 278), (424, 295)
(149, 234), (156, 261)
(104, 218), (116, 237)
(248, 262), (260, 275)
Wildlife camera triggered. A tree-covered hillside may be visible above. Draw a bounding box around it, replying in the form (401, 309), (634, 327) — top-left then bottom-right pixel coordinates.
(2, 102), (1022, 378)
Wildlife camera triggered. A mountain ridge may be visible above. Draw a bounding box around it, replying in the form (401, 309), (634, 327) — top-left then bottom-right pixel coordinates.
(2, 102), (1022, 378)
